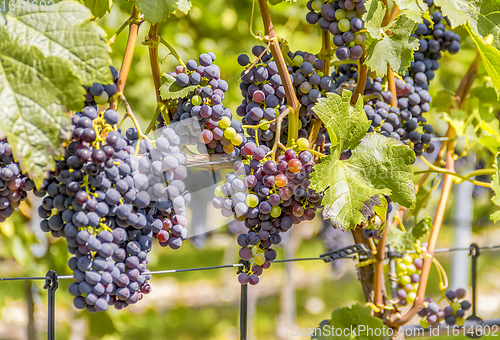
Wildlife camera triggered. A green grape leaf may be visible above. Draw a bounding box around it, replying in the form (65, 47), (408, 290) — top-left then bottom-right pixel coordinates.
(310, 134), (416, 230)
(159, 73), (199, 101)
(363, 0), (386, 39)
(83, 0), (113, 18)
(312, 91), (371, 158)
(365, 14), (419, 77)
(136, 0), (192, 24)
(0, 27), (77, 188)
(1, 1), (112, 86)
(432, 0), (470, 29)
(491, 152), (500, 222)
(312, 303), (386, 340)
(387, 216), (432, 253)
(394, 0), (429, 23)
(466, 23), (500, 99)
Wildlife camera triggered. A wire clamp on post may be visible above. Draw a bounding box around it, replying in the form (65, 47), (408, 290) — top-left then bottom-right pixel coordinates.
(44, 270), (58, 340)
(320, 244), (372, 262)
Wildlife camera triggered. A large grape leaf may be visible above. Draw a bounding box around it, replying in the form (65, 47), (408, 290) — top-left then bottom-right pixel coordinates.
(83, 0), (113, 18)
(159, 73), (199, 101)
(136, 0), (191, 24)
(312, 91), (371, 157)
(466, 24), (500, 99)
(364, 14), (419, 77)
(0, 28), (78, 188)
(387, 216), (432, 253)
(312, 303), (386, 340)
(491, 152), (500, 222)
(395, 0), (429, 23)
(363, 0), (386, 39)
(311, 134), (416, 230)
(1, 1), (112, 85)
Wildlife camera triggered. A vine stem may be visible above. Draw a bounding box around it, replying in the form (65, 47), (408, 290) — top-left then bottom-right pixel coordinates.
(389, 51), (482, 328)
(271, 108), (291, 160)
(351, 45), (367, 106)
(159, 37), (187, 69)
(117, 94), (147, 140)
(387, 64), (398, 107)
(147, 24), (164, 106)
(415, 156), (492, 188)
(109, 6), (142, 111)
(108, 17), (133, 45)
(257, 0), (300, 146)
(391, 127), (455, 326)
(373, 213), (389, 308)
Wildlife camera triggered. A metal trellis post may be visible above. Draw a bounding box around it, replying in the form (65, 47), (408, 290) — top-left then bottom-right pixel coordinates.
(240, 284), (248, 340)
(44, 270), (58, 340)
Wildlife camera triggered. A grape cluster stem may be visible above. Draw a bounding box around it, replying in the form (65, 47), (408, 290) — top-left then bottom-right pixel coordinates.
(257, 0), (300, 146)
(109, 6), (141, 112)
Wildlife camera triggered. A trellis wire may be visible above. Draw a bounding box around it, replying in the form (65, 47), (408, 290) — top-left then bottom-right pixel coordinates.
(1, 243), (499, 339)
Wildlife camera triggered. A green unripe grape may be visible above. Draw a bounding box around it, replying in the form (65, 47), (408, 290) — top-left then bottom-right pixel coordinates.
(354, 33), (366, 44)
(299, 82), (312, 94)
(311, 0), (323, 11)
(298, 120), (303, 129)
(407, 292), (417, 303)
(297, 138), (310, 151)
(218, 116), (231, 129)
(259, 119), (270, 130)
(348, 42), (355, 48)
(406, 264), (417, 275)
(412, 283), (419, 292)
(420, 318), (430, 328)
(402, 254), (413, 265)
(399, 275), (411, 286)
(246, 194), (259, 208)
(254, 253), (265, 266)
(214, 186), (223, 197)
(338, 19), (351, 32)
(270, 206), (281, 218)
(335, 9), (346, 20)
(451, 302), (461, 312)
(224, 127), (236, 140)
(232, 134), (243, 146)
(396, 262), (407, 274)
(95, 92), (109, 105)
(456, 318), (464, 326)
(191, 95), (202, 106)
(293, 55), (304, 67)
(268, 0), (284, 5)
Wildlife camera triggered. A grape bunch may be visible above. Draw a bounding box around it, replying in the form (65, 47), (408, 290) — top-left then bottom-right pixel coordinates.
(362, 74), (435, 156)
(237, 46), (335, 148)
(305, 0), (367, 61)
(418, 298), (445, 328)
(125, 127), (191, 249)
(0, 139), (36, 222)
(212, 139), (323, 284)
(84, 66), (120, 106)
(389, 253), (424, 306)
(441, 289), (471, 326)
(408, 1), (461, 86)
(165, 52), (246, 157)
(36, 107), (159, 312)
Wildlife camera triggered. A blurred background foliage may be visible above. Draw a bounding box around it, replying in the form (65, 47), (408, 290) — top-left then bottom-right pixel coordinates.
(0, 0), (500, 339)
